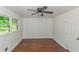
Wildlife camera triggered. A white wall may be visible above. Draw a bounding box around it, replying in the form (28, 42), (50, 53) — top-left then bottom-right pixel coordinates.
(0, 7), (23, 52)
(1, 6), (79, 52)
(53, 7), (79, 52)
(23, 18), (53, 38)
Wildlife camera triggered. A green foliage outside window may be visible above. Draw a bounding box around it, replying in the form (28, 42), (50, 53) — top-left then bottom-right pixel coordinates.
(0, 16), (9, 34)
(0, 16), (18, 35)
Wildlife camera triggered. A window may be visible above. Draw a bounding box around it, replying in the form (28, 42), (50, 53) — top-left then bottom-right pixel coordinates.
(0, 16), (18, 35)
(0, 16), (9, 35)
(11, 18), (18, 32)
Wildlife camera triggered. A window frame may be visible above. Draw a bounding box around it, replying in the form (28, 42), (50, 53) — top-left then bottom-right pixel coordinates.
(0, 15), (18, 35)
(11, 18), (18, 32)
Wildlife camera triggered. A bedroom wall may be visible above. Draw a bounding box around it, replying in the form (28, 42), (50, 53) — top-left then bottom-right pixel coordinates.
(1, 6), (79, 52)
(53, 7), (79, 52)
(0, 7), (23, 52)
(23, 18), (53, 38)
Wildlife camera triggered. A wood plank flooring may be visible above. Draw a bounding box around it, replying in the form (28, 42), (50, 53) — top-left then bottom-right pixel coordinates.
(12, 38), (69, 52)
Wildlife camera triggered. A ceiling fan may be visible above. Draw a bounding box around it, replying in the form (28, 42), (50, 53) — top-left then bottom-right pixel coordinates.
(27, 6), (53, 16)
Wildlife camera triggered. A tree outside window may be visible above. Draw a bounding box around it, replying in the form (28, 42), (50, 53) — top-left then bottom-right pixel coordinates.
(0, 16), (18, 35)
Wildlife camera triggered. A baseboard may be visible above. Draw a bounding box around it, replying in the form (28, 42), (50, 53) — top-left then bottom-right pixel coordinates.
(23, 38), (53, 40)
(9, 38), (22, 52)
(64, 49), (70, 52)
(51, 36), (70, 52)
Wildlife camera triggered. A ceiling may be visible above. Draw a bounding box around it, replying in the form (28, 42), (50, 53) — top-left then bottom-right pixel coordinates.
(5, 6), (77, 18)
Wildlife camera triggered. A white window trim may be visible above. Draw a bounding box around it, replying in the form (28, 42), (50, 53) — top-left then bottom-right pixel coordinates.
(0, 16), (18, 36)
(9, 17), (12, 32)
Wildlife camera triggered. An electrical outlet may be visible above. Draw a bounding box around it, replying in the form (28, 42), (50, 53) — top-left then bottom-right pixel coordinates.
(77, 38), (79, 40)
(5, 48), (8, 52)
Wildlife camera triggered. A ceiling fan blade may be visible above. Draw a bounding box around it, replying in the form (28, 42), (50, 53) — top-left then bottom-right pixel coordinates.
(27, 9), (37, 12)
(42, 6), (47, 10)
(43, 11), (53, 14)
(32, 12), (39, 15)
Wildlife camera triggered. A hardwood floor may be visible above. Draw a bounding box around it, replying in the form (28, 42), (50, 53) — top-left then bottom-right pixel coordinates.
(12, 38), (69, 52)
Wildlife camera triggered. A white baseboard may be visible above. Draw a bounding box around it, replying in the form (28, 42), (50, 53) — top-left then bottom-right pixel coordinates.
(51, 36), (67, 50)
(9, 38), (22, 52)
(23, 37), (53, 39)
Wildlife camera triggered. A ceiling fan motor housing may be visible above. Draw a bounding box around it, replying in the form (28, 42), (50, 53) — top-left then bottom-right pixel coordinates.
(38, 8), (43, 12)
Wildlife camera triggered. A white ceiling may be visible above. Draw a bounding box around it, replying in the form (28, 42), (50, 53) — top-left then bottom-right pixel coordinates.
(5, 6), (77, 18)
